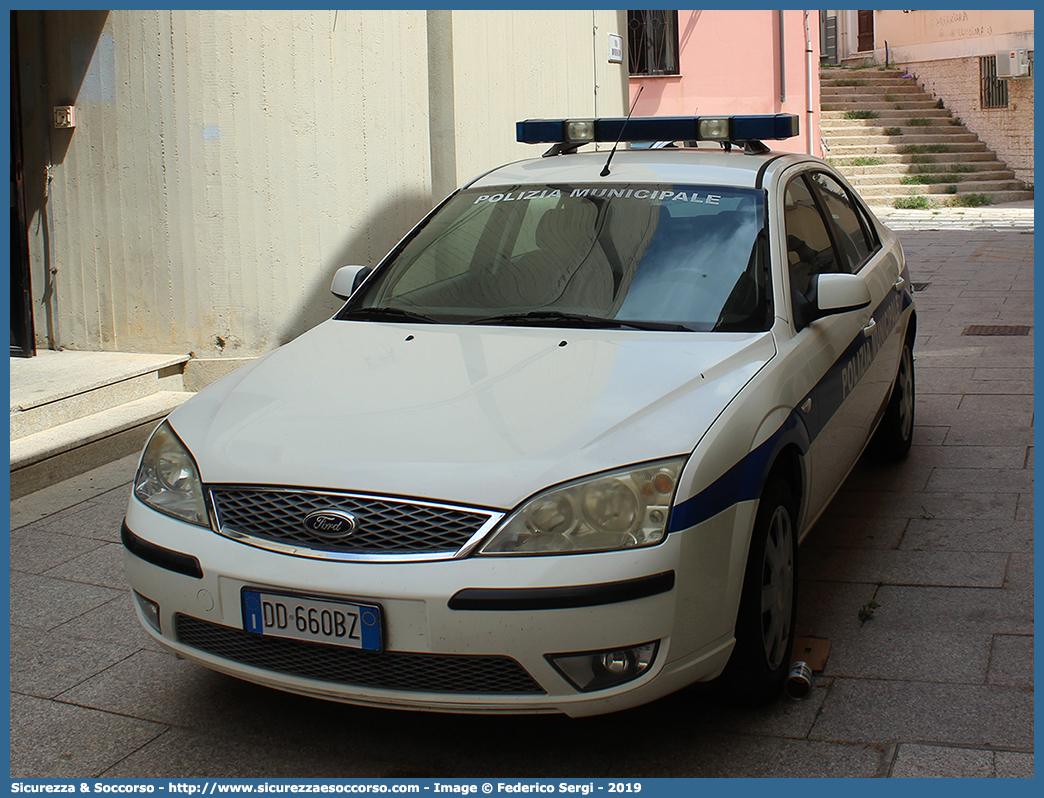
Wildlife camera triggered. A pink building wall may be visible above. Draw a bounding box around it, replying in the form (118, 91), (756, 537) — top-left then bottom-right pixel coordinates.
(630, 10), (822, 157)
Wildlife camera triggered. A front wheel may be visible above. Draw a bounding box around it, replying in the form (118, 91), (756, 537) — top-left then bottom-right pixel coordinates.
(719, 476), (798, 705)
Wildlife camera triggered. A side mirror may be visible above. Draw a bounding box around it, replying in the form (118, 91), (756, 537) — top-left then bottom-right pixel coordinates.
(814, 272), (872, 314)
(331, 265), (372, 300)
(794, 273), (871, 330)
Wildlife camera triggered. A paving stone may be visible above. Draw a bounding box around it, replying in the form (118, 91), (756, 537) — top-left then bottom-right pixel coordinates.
(926, 467), (1033, 494)
(870, 585), (1033, 635)
(890, 743), (995, 777)
(811, 679), (1033, 749)
(987, 634), (1034, 689)
(796, 580), (880, 637)
(823, 489), (1017, 522)
(901, 518), (1033, 553)
(906, 443), (1027, 470)
(10, 626), (138, 699)
(801, 548), (1008, 588)
(1003, 553), (1033, 592)
(823, 629), (990, 683)
(10, 571), (124, 632)
(43, 541), (130, 591)
(994, 751), (1035, 778)
(9, 693), (167, 778)
(806, 515), (907, 550)
(9, 528), (105, 575)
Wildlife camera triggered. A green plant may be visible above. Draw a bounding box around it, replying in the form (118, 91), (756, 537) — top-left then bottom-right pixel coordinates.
(906, 117), (932, 126)
(935, 98), (945, 108)
(950, 163), (975, 173)
(902, 174), (959, 185)
(951, 117), (964, 126)
(858, 600), (881, 622)
(834, 78), (866, 86)
(884, 127), (902, 136)
(894, 103), (905, 110)
(949, 193), (992, 207)
(899, 144), (955, 154)
(852, 156), (884, 166)
(884, 94), (897, 102)
(910, 154), (937, 164)
(845, 110), (880, 119)
(894, 195), (932, 210)
(945, 185), (959, 194)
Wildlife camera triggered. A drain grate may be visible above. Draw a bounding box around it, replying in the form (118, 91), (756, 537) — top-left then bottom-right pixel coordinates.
(962, 325), (1032, 336)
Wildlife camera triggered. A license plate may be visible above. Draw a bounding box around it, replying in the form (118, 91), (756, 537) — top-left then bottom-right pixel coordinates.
(242, 589), (382, 651)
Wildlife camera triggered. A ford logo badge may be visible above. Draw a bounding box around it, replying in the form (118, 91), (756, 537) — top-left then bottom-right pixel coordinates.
(303, 509), (358, 539)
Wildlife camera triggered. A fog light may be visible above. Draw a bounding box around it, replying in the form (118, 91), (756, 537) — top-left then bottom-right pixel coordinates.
(134, 591), (162, 633)
(547, 641), (658, 692)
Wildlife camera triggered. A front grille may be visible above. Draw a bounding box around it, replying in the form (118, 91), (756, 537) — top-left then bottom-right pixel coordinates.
(209, 486), (502, 559)
(175, 614), (545, 695)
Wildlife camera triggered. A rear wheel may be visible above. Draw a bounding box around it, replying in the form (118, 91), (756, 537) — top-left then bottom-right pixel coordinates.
(720, 476), (797, 705)
(870, 337), (915, 461)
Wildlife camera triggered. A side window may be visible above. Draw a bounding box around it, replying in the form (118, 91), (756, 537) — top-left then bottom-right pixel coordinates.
(784, 176), (841, 297)
(809, 172), (878, 272)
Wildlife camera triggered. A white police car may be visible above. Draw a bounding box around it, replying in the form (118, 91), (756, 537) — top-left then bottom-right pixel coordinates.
(123, 114), (915, 717)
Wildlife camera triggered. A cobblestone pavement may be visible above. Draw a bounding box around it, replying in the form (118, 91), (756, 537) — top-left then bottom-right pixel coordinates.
(9, 213), (1033, 778)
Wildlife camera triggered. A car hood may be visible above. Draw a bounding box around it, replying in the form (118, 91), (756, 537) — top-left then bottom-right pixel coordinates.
(169, 320), (775, 510)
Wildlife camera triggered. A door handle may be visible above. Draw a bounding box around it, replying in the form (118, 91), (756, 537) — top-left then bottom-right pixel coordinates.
(894, 276), (906, 292)
(863, 317), (877, 336)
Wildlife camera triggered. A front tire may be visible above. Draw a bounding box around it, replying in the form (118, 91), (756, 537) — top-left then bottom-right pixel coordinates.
(720, 476), (797, 705)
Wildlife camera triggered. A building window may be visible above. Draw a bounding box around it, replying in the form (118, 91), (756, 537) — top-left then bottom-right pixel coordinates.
(980, 55), (1009, 109)
(627, 10), (680, 76)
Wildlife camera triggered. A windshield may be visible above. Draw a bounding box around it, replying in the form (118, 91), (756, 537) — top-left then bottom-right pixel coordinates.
(341, 183), (771, 332)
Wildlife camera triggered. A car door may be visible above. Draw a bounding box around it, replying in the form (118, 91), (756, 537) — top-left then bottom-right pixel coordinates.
(779, 168), (893, 523)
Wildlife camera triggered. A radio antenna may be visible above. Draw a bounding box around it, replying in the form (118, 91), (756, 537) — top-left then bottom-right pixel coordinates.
(601, 87), (643, 177)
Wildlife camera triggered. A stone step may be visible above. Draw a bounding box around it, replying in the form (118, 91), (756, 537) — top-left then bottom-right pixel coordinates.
(821, 109), (953, 120)
(861, 191), (1034, 209)
(822, 101), (943, 112)
(851, 179), (1027, 195)
(10, 351), (190, 440)
(9, 390), (194, 500)
(828, 151), (1005, 166)
(824, 141), (990, 156)
(842, 169), (1017, 186)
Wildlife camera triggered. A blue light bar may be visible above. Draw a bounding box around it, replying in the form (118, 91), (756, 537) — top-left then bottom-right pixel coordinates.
(516, 114), (799, 145)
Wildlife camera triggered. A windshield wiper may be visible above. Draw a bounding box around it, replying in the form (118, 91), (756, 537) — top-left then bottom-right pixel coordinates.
(468, 310), (691, 332)
(339, 306), (441, 324)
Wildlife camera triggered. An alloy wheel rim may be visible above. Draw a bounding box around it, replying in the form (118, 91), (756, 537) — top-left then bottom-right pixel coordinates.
(897, 346), (914, 441)
(760, 505), (795, 670)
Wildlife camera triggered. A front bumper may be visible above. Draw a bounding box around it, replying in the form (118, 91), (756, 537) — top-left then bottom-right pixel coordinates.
(122, 496), (752, 717)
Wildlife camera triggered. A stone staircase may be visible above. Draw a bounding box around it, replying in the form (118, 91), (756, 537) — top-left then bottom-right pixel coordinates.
(820, 66), (1033, 208)
(9, 351), (195, 499)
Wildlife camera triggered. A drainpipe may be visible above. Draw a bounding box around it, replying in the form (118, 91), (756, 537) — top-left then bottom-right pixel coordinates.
(779, 11), (786, 104)
(804, 10), (814, 155)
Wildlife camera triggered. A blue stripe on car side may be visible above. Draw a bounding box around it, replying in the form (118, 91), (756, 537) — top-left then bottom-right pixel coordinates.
(668, 280), (912, 532)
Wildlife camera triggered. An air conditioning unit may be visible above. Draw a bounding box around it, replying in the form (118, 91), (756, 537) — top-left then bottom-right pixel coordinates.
(996, 48), (1031, 79)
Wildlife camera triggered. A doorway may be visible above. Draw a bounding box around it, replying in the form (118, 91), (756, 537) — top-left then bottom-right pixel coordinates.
(10, 14), (35, 358)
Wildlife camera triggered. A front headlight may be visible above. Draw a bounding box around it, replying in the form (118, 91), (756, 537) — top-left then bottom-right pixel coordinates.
(133, 421), (209, 526)
(480, 458), (686, 555)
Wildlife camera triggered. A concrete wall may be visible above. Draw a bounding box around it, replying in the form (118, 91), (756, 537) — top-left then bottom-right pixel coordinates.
(628, 10), (822, 156)
(876, 10), (1034, 52)
(16, 10), (630, 359)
